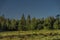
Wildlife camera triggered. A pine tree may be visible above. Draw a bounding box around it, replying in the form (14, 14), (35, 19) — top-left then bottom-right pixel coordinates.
(18, 14), (26, 31)
(26, 14), (31, 30)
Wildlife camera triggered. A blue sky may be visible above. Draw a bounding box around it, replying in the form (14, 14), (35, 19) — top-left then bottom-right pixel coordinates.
(0, 0), (60, 19)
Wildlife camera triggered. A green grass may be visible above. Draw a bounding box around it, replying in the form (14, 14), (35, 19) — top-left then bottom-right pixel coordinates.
(0, 30), (60, 40)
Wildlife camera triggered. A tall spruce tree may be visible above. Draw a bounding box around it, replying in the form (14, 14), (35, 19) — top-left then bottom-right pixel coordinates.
(18, 14), (26, 31)
(26, 14), (31, 30)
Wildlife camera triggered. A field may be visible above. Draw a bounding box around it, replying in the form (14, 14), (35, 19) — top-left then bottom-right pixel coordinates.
(0, 30), (60, 40)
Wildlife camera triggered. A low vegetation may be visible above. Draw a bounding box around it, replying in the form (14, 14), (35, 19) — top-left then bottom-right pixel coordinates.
(0, 30), (60, 40)
(0, 14), (60, 40)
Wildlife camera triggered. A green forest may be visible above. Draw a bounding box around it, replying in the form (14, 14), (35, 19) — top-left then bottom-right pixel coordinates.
(0, 14), (60, 31)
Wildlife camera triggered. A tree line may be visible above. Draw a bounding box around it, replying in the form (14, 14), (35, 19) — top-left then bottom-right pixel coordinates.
(0, 14), (60, 31)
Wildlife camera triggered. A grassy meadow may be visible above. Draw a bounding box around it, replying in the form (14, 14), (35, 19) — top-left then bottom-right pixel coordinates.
(0, 30), (60, 40)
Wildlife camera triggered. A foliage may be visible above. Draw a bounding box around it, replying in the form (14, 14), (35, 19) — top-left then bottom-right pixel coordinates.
(0, 14), (60, 31)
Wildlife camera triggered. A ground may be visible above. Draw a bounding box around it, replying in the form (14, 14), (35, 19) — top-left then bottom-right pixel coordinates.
(0, 30), (60, 40)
